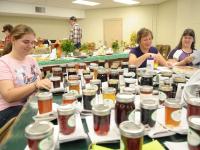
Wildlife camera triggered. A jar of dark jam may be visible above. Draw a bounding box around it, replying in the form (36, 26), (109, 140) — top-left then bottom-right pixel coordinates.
(140, 74), (153, 86)
(52, 67), (63, 81)
(50, 76), (61, 88)
(97, 69), (107, 83)
(115, 93), (135, 126)
(159, 85), (173, 102)
(172, 75), (186, 97)
(109, 69), (119, 80)
(186, 97), (200, 118)
(68, 68), (77, 76)
(90, 79), (101, 94)
(108, 79), (119, 93)
(187, 116), (200, 150)
(121, 62), (128, 69)
(57, 105), (76, 135)
(92, 104), (111, 135)
(25, 121), (54, 150)
(124, 78), (136, 87)
(128, 64), (137, 78)
(141, 98), (158, 127)
(119, 121), (144, 150)
(60, 64), (67, 73)
(82, 85), (98, 110)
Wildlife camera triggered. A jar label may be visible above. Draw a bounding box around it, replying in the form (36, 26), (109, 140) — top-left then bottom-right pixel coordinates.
(90, 98), (96, 107)
(188, 128), (200, 146)
(151, 110), (157, 121)
(39, 136), (54, 150)
(159, 91), (167, 100)
(128, 110), (141, 124)
(68, 115), (75, 128)
(103, 99), (115, 109)
(171, 110), (181, 122)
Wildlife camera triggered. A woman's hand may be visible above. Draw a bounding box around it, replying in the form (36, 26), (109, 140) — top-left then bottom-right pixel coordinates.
(184, 55), (194, 64)
(35, 78), (52, 90)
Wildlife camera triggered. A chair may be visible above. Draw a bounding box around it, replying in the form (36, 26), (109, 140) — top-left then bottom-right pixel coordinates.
(156, 45), (171, 59)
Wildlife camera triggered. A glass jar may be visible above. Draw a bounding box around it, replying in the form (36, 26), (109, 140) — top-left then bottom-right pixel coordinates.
(68, 75), (79, 81)
(62, 93), (77, 104)
(90, 79), (101, 94)
(89, 63), (98, 79)
(84, 74), (93, 84)
(160, 71), (173, 77)
(123, 87), (137, 95)
(102, 87), (116, 102)
(164, 98), (182, 127)
(92, 104), (111, 135)
(109, 69), (119, 80)
(141, 98), (158, 127)
(187, 116), (200, 150)
(121, 62), (128, 69)
(68, 68), (77, 76)
(118, 68), (124, 75)
(97, 69), (107, 83)
(82, 85), (98, 110)
(159, 85), (173, 104)
(124, 78), (136, 87)
(98, 60), (105, 67)
(119, 121), (144, 150)
(140, 74), (153, 86)
(140, 86), (153, 101)
(52, 67), (63, 81)
(108, 79), (119, 93)
(50, 76), (61, 88)
(79, 63), (86, 70)
(25, 121), (54, 150)
(67, 63), (76, 69)
(128, 64), (137, 78)
(57, 105), (76, 135)
(37, 92), (53, 114)
(186, 97), (200, 118)
(172, 75), (186, 97)
(115, 93), (135, 126)
(68, 90), (82, 103)
(68, 80), (80, 93)
(123, 72), (134, 79)
(60, 64), (67, 73)
(83, 70), (90, 76)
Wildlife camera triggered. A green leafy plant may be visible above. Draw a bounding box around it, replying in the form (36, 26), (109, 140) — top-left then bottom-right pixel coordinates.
(61, 40), (76, 54)
(112, 40), (120, 52)
(130, 32), (137, 47)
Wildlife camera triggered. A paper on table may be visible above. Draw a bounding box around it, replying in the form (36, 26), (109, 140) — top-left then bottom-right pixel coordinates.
(86, 111), (120, 144)
(58, 114), (88, 143)
(191, 50), (200, 65)
(164, 141), (189, 150)
(143, 140), (165, 150)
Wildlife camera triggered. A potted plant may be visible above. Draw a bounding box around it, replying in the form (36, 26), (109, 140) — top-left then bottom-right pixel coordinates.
(130, 32), (137, 47)
(61, 40), (76, 56)
(112, 40), (120, 52)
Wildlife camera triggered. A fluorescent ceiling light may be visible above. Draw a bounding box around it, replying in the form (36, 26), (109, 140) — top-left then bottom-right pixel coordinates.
(113, 0), (140, 5)
(72, 0), (100, 6)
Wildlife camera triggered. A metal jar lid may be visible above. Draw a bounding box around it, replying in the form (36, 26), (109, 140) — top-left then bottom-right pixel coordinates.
(57, 104), (75, 115)
(186, 97), (200, 106)
(68, 68), (77, 73)
(50, 76), (61, 81)
(124, 78), (136, 84)
(123, 87), (136, 94)
(141, 73), (153, 78)
(92, 104), (111, 116)
(129, 64), (136, 68)
(141, 98), (158, 110)
(140, 86), (153, 93)
(121, 62), (128, 65)
(174, 76), (186, 83)
(67, 63), (76, 68)
(153, 90), (159, 95)
(97, 68), (107, 74)
(68, 75), (79, 80)
(37, 92), (53, 100)
(25, 121), (54, 140)
(102, 87), (116, 94)
(108, 79), (119, 85)
(68, 90), (82, 98)
(82, 85), (98, 96)
(110, 69), (119, 74)
(159, 85), (173, 92)
(119, 121), (144, 138)
(84, 74), (93, 79)
(52, 67), (62, 72)
(60, 64), (66, 67)
(68, 80), (79, 86)
(90, 79), (101, 85)
(164, 98), (182, 108)
(188, 116), (200, 130)
(124, 72), (134, 78)
(161, 71), (173, 77)
(116, 93), (135, 103)
(62, 93), (76, 100)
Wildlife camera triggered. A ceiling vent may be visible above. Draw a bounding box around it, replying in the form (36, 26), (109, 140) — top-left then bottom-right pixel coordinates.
(35, 6), (46, 13)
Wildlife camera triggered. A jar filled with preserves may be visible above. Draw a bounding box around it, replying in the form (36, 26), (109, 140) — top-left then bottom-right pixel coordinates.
(140, 73), (153, 86)
(50, 76), (61, 88)
(98, 60), (105, 67)
(79, 63), (86, 70)
(159, 85), (173, 103)
(68, 68), (77, 76)
(115, 93), (135, 126)
(121, 62), (128, 69)
(62, 93), (77, 104)
(52, 67), (63, 81)
(140, 86), (153, 101)
(187, 116), (200, 150)
(90, 79), (101, 94)
(128, 64), (137, 78)
(84, 74), (93, 84)
(186, 97), (200, 118)
(172, 74), (186, 97)
(68, 80), (80, 93)
(57, 105), (76, 135)
(108, 79), (119, 93)
(25, 121), (54, 150)
(102, 87), (116, 102)
(60, 64), (67, 73)
(124, 78), (136, 87)
(97, 69), (108, 83)
(119, 121), (144, 150)
(92, 104), (111, 135)
(68, 75), (79, 81)
(109, 69), (119, 80)
(37, 92), (53, 114)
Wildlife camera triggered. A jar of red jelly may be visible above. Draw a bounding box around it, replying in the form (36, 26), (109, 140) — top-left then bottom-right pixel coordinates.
(37, 92), (53, 114)
(52, 67), (63, 81)
(187, 116), (200, 150)
(57, 105), (76, 135)
(186, 97), (200, 118)
(62, 93), (77, 104)
(50, 76), (61, 88)
(115, 93), (135, 126)
(119, 121), (144, 150)
(92, 104), (111, 135)
(25, 121), (54, 150)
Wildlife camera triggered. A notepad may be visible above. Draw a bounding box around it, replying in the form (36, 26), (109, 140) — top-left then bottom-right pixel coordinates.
(143, 140), (165, 150)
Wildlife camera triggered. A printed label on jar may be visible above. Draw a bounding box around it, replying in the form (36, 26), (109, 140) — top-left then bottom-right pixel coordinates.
(171, 110), (181, 122)
(103, 99), (115, 109)
(187, 128), (200, 146)
(159, 91), (167, 100)
(128, 110), (141, 124)
(68, 115), (75, 128)
(151, 110), (157, 121)
(39, 136), (54, 150)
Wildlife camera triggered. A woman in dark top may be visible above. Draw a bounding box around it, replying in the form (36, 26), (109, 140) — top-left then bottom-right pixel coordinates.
(167, 28), (195, 66)
(129, 28), (169, 68)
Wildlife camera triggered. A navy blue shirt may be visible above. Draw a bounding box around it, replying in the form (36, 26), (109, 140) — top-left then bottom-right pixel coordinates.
(129, 46), (158, 68)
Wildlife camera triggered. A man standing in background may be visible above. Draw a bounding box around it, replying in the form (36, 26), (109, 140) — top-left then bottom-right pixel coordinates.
(69, 16), (82, 49)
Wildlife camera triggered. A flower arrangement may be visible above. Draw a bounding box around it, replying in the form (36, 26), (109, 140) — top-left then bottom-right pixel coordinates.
(60, 40), (76, 55)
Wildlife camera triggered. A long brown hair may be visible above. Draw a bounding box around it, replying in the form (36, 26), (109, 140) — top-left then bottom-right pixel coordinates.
(176, 28), (195, 50)
(3, 24), (35, 55)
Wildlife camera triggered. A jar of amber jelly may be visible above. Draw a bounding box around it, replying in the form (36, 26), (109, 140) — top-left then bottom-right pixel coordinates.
(92, 104), (111, 135)
(187, 116), (200, 150)
(115, 93), (135, 126)
(108, 79), (119, 93)
(102, 87), (116, 102)
(109, 69), (119, 80)
(140, 86), (153, 101)
(25, 121), (54, 150)
(164, 98), (182, 127)
(62, 93), (77, 104)
(68, 80), (80, 93)
(90, 79), (101, 94)
(50, 76), (61, 88)
(119, 121), (144, 150)
(52, 67), (63, 81)
(37, 92), (53, 114)
(186, 97), (200, 118)
(57, 105), (76, 135)
(97, 69), (107, 83)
